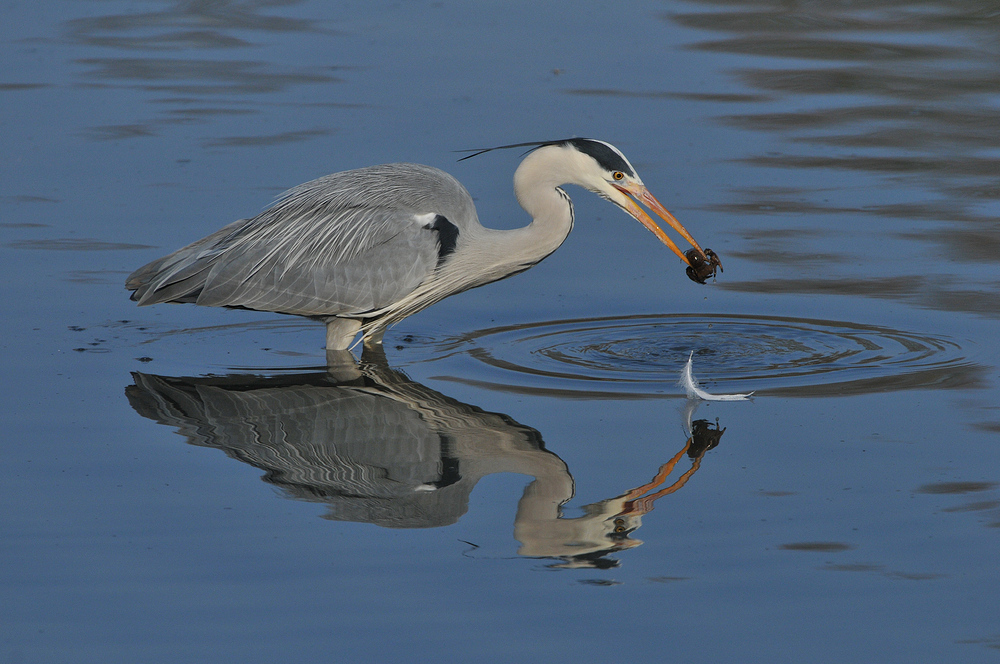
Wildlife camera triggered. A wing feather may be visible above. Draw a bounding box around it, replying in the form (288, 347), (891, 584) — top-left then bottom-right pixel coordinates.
(127, 163), (476, 318)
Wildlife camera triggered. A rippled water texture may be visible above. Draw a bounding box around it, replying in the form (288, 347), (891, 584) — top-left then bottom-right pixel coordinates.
(668, 1), (1000, 316)
(420, 314), (981, 397)
(4, 1), (1000, 663)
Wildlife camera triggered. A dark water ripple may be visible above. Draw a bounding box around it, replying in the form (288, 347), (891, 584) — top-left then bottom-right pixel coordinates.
(417, 314), (983, 398)
(63, 1), (344, 142)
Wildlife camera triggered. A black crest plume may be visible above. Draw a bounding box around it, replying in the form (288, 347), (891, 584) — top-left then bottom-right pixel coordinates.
(458, 138), (636, 177)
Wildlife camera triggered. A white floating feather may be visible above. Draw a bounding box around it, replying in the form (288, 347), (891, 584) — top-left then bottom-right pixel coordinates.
(680, 351), (754, 401)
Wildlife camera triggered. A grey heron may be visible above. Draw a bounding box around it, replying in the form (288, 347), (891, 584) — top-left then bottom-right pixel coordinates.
(127, 138), (715, 351)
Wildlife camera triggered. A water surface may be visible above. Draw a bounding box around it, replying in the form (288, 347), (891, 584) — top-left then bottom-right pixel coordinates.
(2, 1), (1000, 662)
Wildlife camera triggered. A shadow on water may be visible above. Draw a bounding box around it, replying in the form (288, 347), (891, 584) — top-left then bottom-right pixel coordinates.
(125, 348), (725, 569)
(651, 1), (1000, 317)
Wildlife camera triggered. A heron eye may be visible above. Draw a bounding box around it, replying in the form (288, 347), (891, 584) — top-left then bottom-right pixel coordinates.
(612, 171), (625, 181)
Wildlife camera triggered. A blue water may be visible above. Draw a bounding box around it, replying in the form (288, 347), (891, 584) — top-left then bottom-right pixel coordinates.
(3, 1), (1000, 662)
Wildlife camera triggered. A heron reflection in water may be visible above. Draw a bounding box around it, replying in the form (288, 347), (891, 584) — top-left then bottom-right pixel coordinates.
(127, 349), (725, 568)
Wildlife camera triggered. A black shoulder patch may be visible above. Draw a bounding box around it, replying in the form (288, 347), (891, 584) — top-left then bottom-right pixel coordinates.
(425, 214), (459, 265)
(564, 138), (635, 177)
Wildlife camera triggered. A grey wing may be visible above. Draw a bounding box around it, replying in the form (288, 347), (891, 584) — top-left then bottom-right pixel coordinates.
(125, 217), (248, 305)
(127, 164), (469, 318)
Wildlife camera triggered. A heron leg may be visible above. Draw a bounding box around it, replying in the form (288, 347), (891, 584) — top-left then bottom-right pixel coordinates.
(325, 318), (362, 351)
(363, 326), (386, 348)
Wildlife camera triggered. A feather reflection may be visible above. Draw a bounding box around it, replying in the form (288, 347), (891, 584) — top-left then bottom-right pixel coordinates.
(126, 350), (724, 568)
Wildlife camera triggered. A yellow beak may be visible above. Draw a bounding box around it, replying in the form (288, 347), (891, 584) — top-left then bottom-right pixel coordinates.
(613, 183), (706, 267)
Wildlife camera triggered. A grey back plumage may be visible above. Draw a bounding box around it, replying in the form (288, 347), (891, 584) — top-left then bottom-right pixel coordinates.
(127, 163), (478, 321)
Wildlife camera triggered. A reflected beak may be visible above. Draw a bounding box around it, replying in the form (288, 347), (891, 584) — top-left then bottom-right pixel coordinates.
(613, 183), (705, 267)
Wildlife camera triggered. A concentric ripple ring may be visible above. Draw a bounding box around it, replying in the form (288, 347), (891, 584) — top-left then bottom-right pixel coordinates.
(420, 314), (981, 398)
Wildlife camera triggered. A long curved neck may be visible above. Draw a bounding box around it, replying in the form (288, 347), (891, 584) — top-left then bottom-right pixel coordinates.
(505, 187), (574, 265)
(513, 146), (584, 256)
(434, 146), (598, 296)
(475, 147), (582, 271)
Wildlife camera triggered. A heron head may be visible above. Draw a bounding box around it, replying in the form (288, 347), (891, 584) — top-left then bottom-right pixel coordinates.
(471, 137), (711, 269)
(561, 138), (707, 267)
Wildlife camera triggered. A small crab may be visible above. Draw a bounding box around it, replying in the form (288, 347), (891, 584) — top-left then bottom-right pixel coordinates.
(684, 247), (723, 284)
